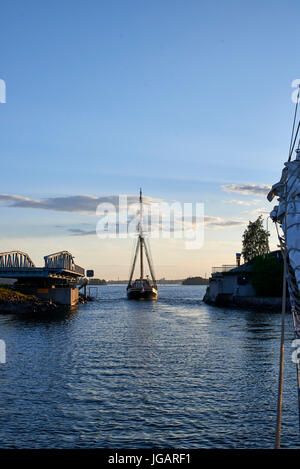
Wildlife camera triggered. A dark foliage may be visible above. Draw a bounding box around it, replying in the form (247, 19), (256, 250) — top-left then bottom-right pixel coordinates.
(252, 254), (284, 297)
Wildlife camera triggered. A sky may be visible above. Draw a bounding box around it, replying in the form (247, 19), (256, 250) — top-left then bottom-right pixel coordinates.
(0, 0), (299, 279)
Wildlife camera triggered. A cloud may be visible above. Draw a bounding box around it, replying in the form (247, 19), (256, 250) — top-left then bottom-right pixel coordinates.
(204, 216), (246, 228)
(68, 228), (96, 236)
(67, 216), (245, 236)
(222, 199), (260, 206)
(250, 208), (269, 216)
(0, 194), (161, 213)
(221, 184), (271, 196)
(0, 194), (247, 235)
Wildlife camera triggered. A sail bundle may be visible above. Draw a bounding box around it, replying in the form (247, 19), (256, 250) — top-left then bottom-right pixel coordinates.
(268, 149), (300, 444)
(268, 152), (300, 314)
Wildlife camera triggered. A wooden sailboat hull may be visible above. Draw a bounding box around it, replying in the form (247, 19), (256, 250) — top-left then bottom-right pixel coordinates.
(127, 287), (158, 300)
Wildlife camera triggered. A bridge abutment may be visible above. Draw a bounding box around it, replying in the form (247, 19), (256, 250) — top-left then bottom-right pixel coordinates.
(35, 286), (79, 305)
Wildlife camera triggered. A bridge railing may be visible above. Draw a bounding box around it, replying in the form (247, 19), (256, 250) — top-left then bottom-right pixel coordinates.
(44, 251), (74, 270)
(44, 251), (85, 276)
(73, 264), (85, 276)
(0, 250), (85, 277)
(0, 251), (36, 268)
(212, 265), (237, 274)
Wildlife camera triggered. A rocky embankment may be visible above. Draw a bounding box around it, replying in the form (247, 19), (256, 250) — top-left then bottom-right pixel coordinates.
(0, 288), (58, 314)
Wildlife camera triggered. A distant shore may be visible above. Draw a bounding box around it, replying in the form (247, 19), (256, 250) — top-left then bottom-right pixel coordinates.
(88, 276), (209, 286)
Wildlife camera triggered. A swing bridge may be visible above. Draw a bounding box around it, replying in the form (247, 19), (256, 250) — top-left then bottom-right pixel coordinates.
(0, 251), (86, 306)
(0, 250), (85, 280)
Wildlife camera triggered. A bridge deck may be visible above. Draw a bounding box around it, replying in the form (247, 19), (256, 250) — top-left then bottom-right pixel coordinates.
(0, 267), (85, 279)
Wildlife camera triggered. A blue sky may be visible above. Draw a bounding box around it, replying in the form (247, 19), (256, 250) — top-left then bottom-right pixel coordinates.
(0, 0), (298, 278)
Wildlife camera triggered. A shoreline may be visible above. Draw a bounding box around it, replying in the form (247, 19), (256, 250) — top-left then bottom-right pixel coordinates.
(0, 287), (58, 314)
(203, 292), (289, 312)
(0, 287), (88, 314)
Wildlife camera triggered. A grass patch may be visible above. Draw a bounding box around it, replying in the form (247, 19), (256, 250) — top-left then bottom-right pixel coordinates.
(0, 288), (39, 303)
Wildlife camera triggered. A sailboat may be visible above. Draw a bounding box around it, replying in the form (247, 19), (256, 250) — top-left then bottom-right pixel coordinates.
(127, 189), (158, 300)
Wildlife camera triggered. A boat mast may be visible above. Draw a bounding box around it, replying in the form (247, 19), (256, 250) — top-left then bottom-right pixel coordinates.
(139, 188), (144, 280)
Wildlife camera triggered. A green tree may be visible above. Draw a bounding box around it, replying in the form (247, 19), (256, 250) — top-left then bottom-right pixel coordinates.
(242, 215), (269, 262)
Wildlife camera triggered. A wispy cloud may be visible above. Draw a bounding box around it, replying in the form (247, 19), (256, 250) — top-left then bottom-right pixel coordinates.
(0, 194), (161, 213)
(222, 199), (260, 206)
(66, 216), (246, 236)
(68, 228), (96, 236)
(204, 216), (245, 229)
(221, 184), (271, 196)
(250, 208), (269, 216)
(0, 193), (247, 235)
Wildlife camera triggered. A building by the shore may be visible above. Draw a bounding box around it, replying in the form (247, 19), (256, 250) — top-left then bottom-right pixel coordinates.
(203, 250), (284, 310)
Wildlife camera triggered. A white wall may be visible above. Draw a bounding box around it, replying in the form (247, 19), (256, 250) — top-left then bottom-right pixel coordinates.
(208, 273), (255, 298)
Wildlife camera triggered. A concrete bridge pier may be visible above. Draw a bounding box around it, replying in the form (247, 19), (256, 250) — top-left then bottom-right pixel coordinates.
(34, 286), (80, 305)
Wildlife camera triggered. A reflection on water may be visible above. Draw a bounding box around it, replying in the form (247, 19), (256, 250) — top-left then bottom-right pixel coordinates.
(0, 285), (299, 448)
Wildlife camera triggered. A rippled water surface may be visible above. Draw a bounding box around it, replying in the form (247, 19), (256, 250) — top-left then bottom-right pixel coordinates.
(0, 285), (299, 448)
